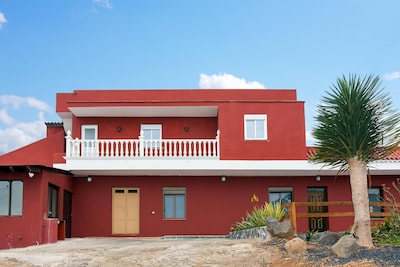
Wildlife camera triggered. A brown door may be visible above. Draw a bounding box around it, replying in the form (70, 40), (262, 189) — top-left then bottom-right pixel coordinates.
(63, 190), (72, 238)
(112, 188), (140, 234)
(307, 187), (328, 232)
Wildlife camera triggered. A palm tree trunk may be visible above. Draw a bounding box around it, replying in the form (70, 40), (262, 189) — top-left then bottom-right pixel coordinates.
(349, 157), (374, 248)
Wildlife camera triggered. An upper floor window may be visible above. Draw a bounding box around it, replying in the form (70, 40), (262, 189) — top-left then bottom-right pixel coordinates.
(82, 125), (98, 140)
(82, 125), (98, 156)
(0, 180), (23, 216)
(141, 124), (162, 147)
(244, 114), (267, 140)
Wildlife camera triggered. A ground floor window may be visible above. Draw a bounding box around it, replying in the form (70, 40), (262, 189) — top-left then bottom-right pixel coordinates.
(48, 184), (59, 218)
(269, 187), (293, 205)
(0, 180), (23, 216)
(163, 187), (186, 219)
(368, 187), (383, 217)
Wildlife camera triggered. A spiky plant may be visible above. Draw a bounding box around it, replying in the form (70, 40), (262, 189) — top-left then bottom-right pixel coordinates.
(311, 74), (400, 247)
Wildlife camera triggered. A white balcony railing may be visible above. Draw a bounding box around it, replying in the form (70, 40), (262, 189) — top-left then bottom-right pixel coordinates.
(65, 130), (220, 159)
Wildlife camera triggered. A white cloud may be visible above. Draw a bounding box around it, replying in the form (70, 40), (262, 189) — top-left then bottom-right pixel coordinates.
(0, 11), (7, 30)
(0, 95), (52, 112)
(0, 114), (47, 154)
(0, 95), (53, 153)
(384, 71), (400, 81)
(92, 0), (112, 9)
(0, 109), (15, 125)
(26, 97), (52, 112)
(199, 73), (266, 89)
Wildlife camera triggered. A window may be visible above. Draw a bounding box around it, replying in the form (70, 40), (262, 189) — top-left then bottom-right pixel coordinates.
(141, 124), (162, 148)
(0, 180), (23, 216)
(244, 115), (267, 140)
(48, 184), (59, 218)
(163, 187), (186, 219)
(269, 187), (293, 205)
(82, 125), (98, 156)
(368, 187), (383, 217)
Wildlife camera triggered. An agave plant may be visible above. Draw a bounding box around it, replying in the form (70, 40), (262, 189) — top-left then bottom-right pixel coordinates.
(232, 201), (286, 231)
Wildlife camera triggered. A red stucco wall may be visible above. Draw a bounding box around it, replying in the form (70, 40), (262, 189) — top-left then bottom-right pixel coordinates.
(56, 89), (298, 113)
(72, 117), (218, 140)
(59, 89), (305, 161)
(0, 170), (73, 249)
(218, 101), (306, 160)
(71, 175), (400, 237)
(0, 126), (65, 167)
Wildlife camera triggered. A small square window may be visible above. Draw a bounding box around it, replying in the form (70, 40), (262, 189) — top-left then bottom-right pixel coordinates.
(163, 187), (186, 219)
(244, 115), (267, 140)
(269, 187), (293, 205)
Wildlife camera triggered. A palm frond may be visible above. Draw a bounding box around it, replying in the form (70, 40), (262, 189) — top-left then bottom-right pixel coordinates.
(311, 74), (400, 167)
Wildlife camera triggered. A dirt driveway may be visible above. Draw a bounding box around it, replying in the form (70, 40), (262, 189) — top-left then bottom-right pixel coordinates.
(0, 237), (278, 267)
(1, 237), (390, 267)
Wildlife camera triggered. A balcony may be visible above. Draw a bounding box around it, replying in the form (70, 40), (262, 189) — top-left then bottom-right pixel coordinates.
(65, 130), (220, 159)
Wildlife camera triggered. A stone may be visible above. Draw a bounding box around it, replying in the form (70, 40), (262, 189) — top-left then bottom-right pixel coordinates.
(266, 217), (279, 229)
(266, 218), (294, 239)
(229, 226), (271, 240)
(284, 237), (307, 253)
(318, 231), (341, 246)
(331, 235), (361, 258)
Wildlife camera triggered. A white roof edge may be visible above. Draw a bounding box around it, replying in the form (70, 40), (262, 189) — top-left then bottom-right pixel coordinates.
(53, 159), (400, 177)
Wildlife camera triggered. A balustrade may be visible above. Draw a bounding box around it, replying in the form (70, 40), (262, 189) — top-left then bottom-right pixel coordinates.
(65, 130), (220, 159)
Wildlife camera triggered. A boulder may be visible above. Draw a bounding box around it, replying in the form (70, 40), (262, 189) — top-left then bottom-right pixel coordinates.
(284, 237), (307, 253)
(318, 231), (341, 246)
(331, 235), (361, 258)
(266, 217), (294, 239)
(266, 217), (279, 229)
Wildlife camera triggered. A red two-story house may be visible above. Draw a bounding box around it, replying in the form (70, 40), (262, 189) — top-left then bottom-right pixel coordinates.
(0, 89), (399, 249)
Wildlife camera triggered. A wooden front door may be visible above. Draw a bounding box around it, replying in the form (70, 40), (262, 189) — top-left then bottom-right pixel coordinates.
(112, 187), (140, 234)
(307, 187), (328, 232)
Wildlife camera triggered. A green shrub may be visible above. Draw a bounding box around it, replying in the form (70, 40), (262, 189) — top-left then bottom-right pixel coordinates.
(372, 178), (400, 245)
(305, 229), (318, 241)
(231, 201), (286, 231)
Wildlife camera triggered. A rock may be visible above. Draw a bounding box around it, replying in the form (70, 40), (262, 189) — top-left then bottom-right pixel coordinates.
(229, 226), (271, 240)
(331, 235), (361, 258)
(284, 237), (307, 253)
(318, 231), (341, 246)
(266, 218), (294, 239)
(266, 217), (279, 229)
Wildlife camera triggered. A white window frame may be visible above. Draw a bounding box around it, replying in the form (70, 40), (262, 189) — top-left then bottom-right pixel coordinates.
(141, 124), (162, 148)
(81, 125), (98, 156)
(82, 125), (98, 140)
(244, 114), (267, 140)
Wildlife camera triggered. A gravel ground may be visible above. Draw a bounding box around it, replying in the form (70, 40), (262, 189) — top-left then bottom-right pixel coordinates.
(265, 238), (400, 267)
(0, 237), (399, 266)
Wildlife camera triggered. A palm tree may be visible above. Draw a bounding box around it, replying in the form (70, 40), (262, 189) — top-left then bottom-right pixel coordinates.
(311, 74), (400, 247)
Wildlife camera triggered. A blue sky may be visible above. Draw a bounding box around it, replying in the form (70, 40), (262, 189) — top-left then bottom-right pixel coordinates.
(1, 0), (400, 153)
